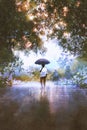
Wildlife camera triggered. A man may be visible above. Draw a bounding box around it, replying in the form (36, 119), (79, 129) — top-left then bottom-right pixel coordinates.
(40, 64), (48, 89)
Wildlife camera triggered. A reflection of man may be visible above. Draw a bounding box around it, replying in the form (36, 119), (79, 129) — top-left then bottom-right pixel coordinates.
(40, 64), (48, 89)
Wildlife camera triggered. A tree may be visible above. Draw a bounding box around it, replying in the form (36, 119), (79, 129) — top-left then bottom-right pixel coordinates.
(0, 0), (43, 86)
(0, 0), (87, 86)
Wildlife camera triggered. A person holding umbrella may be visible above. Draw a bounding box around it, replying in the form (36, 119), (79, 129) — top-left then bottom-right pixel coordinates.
(40, 64), (48, 89)
(35, 58), (50, 89)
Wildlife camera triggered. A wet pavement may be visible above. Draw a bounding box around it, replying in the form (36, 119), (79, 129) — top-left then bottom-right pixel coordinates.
(0, 81), (87, 130)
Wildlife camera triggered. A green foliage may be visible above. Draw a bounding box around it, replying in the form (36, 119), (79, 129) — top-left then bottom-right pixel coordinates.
(32, 70), (40, 81)
(72, 66), (87, 87)
(0, 0), (87, 86)
(0, 77), (7, 87)
(0, 0), (86, 57)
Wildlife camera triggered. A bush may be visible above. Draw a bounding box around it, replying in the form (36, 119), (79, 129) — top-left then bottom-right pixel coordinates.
(14, 75), (31, 82)
(0, 77), (8, 87)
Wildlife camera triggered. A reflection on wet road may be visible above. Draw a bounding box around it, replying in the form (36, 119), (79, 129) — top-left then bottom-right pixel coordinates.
(0, 81), (87, 130)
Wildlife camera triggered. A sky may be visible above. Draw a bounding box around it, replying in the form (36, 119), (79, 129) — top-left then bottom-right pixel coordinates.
(14, 38), (76, 71)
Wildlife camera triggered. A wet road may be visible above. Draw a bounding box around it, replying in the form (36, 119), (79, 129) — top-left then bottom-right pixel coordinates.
(0, 81), (87, 130)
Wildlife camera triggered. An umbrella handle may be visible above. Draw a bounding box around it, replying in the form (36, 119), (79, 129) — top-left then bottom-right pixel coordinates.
(40, 67), (43, 72)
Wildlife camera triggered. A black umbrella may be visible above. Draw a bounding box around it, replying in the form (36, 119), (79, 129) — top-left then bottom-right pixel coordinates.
(35, 58), (50, 65)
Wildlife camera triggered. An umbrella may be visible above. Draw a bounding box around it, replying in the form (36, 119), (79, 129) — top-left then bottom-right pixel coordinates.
(35, 58), (50, 65)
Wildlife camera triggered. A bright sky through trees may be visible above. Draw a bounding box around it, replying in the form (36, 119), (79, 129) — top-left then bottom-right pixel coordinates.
(14, 38), (76, 70)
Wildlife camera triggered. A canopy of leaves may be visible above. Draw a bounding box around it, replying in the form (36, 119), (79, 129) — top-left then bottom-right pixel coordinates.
(0, 0), (87, 78)
(0, 0), (42, 70)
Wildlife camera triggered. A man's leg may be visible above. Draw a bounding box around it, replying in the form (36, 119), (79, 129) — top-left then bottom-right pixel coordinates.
(40, 77), (43, 88)
(43, 76), (46, 89)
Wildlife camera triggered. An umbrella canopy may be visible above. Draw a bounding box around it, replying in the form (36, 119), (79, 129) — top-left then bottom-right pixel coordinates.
(35, 58), (50, 65)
